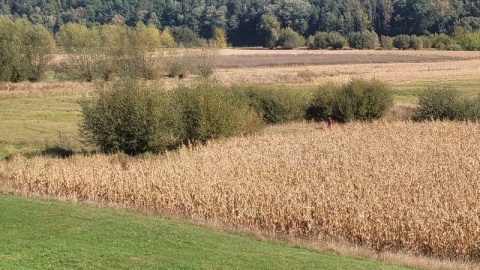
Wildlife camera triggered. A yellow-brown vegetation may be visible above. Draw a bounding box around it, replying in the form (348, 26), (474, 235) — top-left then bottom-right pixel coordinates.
(1, 121), (479, 262)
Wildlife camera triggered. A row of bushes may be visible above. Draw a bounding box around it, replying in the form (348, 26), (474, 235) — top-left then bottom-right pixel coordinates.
(80, 79), (393, 155)
(302, 27), (480, 51)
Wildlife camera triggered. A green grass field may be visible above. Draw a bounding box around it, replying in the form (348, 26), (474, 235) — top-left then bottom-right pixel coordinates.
(0, 194), (412, 269)
(391, 79), (480, 103)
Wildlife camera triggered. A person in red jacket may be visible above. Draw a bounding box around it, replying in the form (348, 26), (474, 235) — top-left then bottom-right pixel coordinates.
(327, 116), (333, 130)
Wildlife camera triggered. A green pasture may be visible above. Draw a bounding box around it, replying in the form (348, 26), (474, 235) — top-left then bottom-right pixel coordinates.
(0, 194), (412, 269)
(391, 79), (480, 103)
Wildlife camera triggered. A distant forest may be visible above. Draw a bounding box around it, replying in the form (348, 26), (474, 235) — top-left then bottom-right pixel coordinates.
(1, 0), (480, 46)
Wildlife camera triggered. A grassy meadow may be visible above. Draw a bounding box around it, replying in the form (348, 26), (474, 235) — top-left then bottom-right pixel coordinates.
(1, 194), (412, 269)
(1, 50), (480, 269)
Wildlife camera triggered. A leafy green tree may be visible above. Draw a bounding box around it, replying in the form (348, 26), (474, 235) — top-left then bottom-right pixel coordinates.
(56, 23), (99, 81)
(0, 16), (23, 82)
(0, 16), (55, 82)
(22, 23), (56, 81)
(257, 14), (281, 49)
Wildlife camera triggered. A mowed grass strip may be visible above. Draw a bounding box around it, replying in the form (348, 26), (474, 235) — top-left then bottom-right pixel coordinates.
(0, 194), (411, 270)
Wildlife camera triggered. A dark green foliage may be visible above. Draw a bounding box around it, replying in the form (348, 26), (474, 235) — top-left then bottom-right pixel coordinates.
(305, 79), (393, 123)
(173, 81), (263, 144)
(232, 85), (309, 124)
(258, 14), (281, 49)
(277, 27), (305, 49)
(413, 86), (480, 121)
(1, 0), (480, 47)
(305, 83), (336, 121)
(79, 80), (179, 155)
(348, 31), (379, 49)
(392, 35), (410, 50)
(309, 32), (346, 50)
(169, 26), (200, 47)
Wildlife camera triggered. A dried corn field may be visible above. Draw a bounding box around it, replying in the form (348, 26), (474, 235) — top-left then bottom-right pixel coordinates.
(1, 121), (480, 262)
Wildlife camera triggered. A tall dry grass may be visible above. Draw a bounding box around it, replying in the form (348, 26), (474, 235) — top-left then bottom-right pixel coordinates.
(1, 121), (479, 264)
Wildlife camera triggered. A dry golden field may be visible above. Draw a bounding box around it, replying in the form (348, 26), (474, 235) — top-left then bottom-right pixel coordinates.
(212, 49), (480, 85)
(1, 121), (479, 266)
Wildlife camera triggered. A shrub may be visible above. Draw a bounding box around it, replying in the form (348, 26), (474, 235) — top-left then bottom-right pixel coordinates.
(305, 83), (336, 121)
(169, 26), (200, 47)
(312, 32), (330, 49)
(333, 79), (393, 122)
(380, 36), (394, 50)
(348, 31), (379, 49)
(232, 85), (309, 124)
(277, 27), (305, 49)
(409, 35), (423, 50)
(309, 32), (347, 50)
(413, 86), (461, 121)
(164, 51), (191, 78)
(306, 35), (316, 49)
(453, 27), (480, 51)
(213, 28), (228, 49)
(79, 80), (179, 155)
(421, 36), (433, 49)
(413, 86), (480, 121)
(429, 33), (453, 50)
(393, 35), (410, 50)
(328, 32), (347, 49)
(173, 81), (263, 144)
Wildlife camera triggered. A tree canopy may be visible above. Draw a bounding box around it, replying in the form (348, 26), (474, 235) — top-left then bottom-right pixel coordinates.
(0, 0), (479, 46)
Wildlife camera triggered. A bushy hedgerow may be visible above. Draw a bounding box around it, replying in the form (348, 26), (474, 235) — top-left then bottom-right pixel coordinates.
(172, 80), (263, 144)
(306, 79), (393, 122)
(79, 79), (264, 154)
(232, 84), (310, 124)
(413, 86), (480, 121)
(348, 31), (379, 49)
(308, 32), (347, 50)
(380, 36), (394, 50)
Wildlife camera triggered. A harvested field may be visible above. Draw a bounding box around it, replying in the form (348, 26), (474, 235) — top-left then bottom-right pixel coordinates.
(2, 121), (479, 265)
(211, 49), (480, 85)
(214, 49), (480, 67)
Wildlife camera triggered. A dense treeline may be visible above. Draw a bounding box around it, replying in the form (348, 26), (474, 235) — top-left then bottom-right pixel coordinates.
(1, 0), (479, 46)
